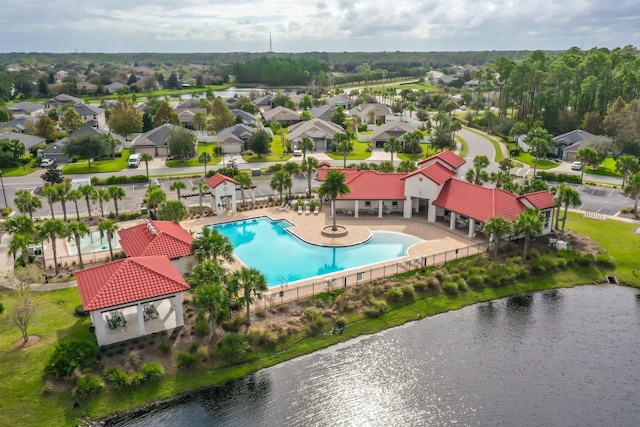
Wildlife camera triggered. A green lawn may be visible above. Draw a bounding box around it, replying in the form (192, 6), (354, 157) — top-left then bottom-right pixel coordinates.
(565, 211), (640, 284)
(326, 140), (372, 162)
(165, 143), (222, 168)
(514, 152), (559, 170)
(2, 158), (40, 177)
(586, 158), (621, 177)
(61, 150), (131, 174)
(242, 131), (292, 163)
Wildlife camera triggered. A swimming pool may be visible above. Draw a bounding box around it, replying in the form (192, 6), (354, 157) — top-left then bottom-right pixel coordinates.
(210, 217), (424, 286)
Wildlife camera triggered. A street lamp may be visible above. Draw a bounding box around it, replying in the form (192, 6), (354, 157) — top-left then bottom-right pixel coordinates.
(0, 170), (7, 208)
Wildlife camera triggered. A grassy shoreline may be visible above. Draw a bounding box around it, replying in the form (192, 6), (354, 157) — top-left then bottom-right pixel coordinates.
(1, 214), (638, 426)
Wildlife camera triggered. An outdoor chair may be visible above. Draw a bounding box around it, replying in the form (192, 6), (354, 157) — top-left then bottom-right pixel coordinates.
(313, 206), (320, 215)
(298, 206), (303, 214)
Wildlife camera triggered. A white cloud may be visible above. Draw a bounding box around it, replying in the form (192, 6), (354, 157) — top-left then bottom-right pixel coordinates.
(0, 0), (637, 52)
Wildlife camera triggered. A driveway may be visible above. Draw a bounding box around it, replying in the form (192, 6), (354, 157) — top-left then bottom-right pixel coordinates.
(458, 128), (500, 175)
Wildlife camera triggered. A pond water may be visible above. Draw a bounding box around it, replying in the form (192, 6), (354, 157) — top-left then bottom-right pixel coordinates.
(108, 285), (640, 426)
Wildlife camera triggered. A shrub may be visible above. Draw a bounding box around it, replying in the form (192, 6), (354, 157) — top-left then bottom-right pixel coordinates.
(221, 315), (245, 333)
(442, 281), (458, 295)
(0, 302), (4, 314)
(363, 299), (387, 318)
(48, 340), (100, 379)
(74, 374), (104, 396)
(385, 287), (404, 303)
(129, 372), (146, 385)
(216, 333), (251, 362)
(400, 285), (415, 300)
(595, 253), (615, 268)
(118, 212), (142, 221)
(193, 313), (211, 336)
(246, 327), (278, 347)
(302, 306), (325, 335)
(74, 304), (88, 317)
(176, 352), (201, 370)
(105, 367), (132, 388)
(158, 341), (172, 356)
(577, 253), (595, 266)
(466, 274), (485, 289)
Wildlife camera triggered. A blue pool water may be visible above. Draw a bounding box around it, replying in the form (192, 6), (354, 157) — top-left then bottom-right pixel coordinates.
(210, 217), (424, 286)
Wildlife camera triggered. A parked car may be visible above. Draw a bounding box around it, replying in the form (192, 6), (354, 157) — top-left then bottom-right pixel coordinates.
(40, 158), (56, 168)
(293, 148), (303, 156)
(571, 161), (583, 170)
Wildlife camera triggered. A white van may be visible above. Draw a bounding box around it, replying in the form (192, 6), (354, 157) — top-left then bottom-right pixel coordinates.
(128, 153), (142, 168)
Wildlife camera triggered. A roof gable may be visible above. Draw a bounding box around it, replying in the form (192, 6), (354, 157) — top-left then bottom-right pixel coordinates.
(418, 150), (466, 170)
(403, 162), (456, 185)
(76, 256), (190, 311)
(118, 220), (193, 259)
(518, 191), (556, 210)
(205, 173), (239, 189)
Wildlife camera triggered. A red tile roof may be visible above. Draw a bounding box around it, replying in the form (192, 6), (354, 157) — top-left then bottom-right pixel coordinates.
(118, 220), (193, 259)
(519, 191), (556, 209)
(317, 167), (362, 182)
(433, 179), (527, 222)
(418, 150), (466, 169)
(403, 162), (456, 185)
(204, 173), (239, 189)
(318, 161), (332, 168)
(76, 256), (190, 311)
(339, 171), (406, 200)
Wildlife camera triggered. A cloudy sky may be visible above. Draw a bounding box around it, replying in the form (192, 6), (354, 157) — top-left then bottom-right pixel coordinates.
(1, 0), (638, 53)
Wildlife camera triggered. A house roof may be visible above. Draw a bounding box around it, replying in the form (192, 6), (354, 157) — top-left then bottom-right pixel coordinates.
(47, 94), (83, 105)
(231, 109), (257, 122)
(132, 123), (182, 148)
(418, 150), (466, 170)
(176, 108), (207, 123)
(0, 132), (45, 150)
(310, 105), (335, 121)
(217, 124), (255, 145)
(253, 95), (273, 106)
(73, 104), (105, 116)
(403, 162), (456, 185)
(519, 191), (556, 210)
(371, 122), (416, 140)
(8, 102), (43, 114)
(317, 167), (362, 182)
(348, 103), (392, 118)
(118, 220), (193, 259)
(288, 118), (344, 142)
(317, 168), (406, 200)
(76, 256), (190, 311)
(433, 179), (528, 222)
(325, 95), (352, 107)
(0, 116), (37, 132)
(205, 173), (239, 189)
(554, 129), (596, 150)
(262, 106), (300, 122)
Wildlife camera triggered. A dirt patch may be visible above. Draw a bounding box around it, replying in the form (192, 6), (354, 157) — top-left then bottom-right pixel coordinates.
(13, 335), (41, 349)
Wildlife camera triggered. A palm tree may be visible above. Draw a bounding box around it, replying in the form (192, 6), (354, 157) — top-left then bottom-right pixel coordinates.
(107, 185), (127, 217)
(38, 218), (66, 274)
(5, 215), (35, 236)
(66, 220), (90, 268)
(302, 157), (319, 197)
(6, 140), (26, 163)
(557, 185), (581, 237)
(198, 151), (213, 175)
(40, 185), (58, 219)
(384, 137), (403, 163)
(146, 187), (167, 216)
(170, 180), (187, 200)
(483, 216), (512, 260)
(397, 160), (417, 173)
(191, 227), (234, 263)
(192, 283), (229, 338)
(140, 153), (153, 179)
(96, 188), (112, 218)
(270, 171), (290, 204)
(299, 137), (314, 162)
(52, 183), (71, 222)
(14, 190), (42, 220)
(514, 208), (543, 260)
(78, 185), (97, 220)
(193, 180), (209, 215)
(9, 233), (35, 266)
(576, 147), (598, 183)
(334, 133), (353, 168)
(235, 173), (253, 207)
(282, 162), (300, 199)
(465, 155), (490, 185)
(526, 127), (551, 177)
(624, 172), (640, 218)
(227, 266), (268, 328)
(615, 154), (639, 187)
(67, 189), (82, 221)
(318, 169), (351, 231)
(98, 219), (119, 261)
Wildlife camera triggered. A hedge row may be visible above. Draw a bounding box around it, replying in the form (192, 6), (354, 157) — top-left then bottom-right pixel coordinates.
(91, 175), (149, 185)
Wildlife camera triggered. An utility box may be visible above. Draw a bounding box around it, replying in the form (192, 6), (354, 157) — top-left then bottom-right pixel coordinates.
(251, 168), (261, 177)
(71, 178), (91, 189)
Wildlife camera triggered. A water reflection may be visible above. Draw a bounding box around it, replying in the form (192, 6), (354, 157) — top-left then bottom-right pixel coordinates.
(111, 286), (640, 427)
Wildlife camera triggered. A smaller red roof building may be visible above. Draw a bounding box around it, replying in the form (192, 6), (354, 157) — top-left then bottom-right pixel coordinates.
(76, 256), (190, 312)
(403, 162), (456, 185)
(418, 150), (466, 169)
(118, 220), (193, 259)
(204, 173), (239, 189)
(519, 191), (556, 210)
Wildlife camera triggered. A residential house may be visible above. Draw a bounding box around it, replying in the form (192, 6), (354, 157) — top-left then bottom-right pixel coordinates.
(261, 106), (301, 126)
(316, 150), (556, 239)
(288, 118), (345, 152)
(104, 82), (128, 94)
(464, 79), (480, 88)
(77, 82), (98, 94)
(72, 104), (107, 129)
(118, 220), (195, 275)
(231, 109), (257, 126)
(176, 108), (207, 129)
(131, 123), (186, 157)
(310, 105), (335, 121)
(205, 173), (239, 216)
(39, 126), (123, 164)
(553, 130), (597, 161)
(0, 132), (46, 152)
(253, 94), (274, 111)
(54, 70), (68, 83)
(348, 103), (392, 124)
(7, 102), (45, 118)
(216, 124), (256, 154)
(325, 94), (353, 110)
(371, 122), (417, 149)
(76, 256), (190, 346)
(0, 116), (37, 133)
(43, 94), (83, 114)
